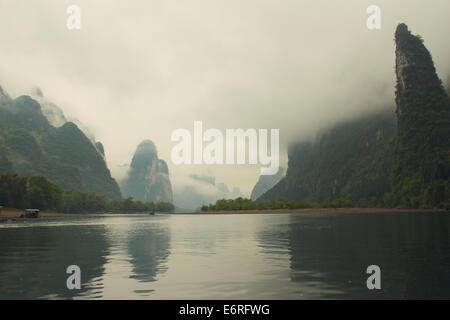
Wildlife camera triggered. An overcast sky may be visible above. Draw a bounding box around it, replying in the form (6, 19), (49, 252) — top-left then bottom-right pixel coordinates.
(1, 0), (450, 196)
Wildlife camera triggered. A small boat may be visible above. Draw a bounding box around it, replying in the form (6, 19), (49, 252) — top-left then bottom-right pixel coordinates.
(21, 209), (40, 218)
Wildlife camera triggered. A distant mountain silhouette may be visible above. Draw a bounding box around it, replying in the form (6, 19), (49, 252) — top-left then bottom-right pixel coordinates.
(121, 140), (173, 203)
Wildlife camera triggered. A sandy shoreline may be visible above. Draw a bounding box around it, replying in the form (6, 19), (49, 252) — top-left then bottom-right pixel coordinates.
(0, 209), (71, 218)
(0, 207), (446, 219)
(191, 208), (447, 215)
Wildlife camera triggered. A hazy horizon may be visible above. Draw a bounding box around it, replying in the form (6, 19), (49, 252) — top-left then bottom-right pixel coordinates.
(1, 0), (450, 199)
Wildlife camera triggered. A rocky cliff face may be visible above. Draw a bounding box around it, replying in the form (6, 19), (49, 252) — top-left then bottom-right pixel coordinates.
(32, 88), (67, 128)
(260, 24), (450, 208)
(156, 159), (173, 203)
(259, 110), (396, 205)
(95, 142), (105, 157)
(122, 140), (173, 203)
(391, 23), (450, 207)
(0, 87), (121, 199)
(31, 88), (99, 145)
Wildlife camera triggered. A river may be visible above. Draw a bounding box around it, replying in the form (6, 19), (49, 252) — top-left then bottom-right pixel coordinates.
(0, 212), (449, 299)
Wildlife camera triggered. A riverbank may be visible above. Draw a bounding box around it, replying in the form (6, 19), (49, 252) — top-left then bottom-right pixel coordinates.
(1, 207), (446, 219)
(0, 208), (68, 218)
(194, 207), (447, 215)
(0, 209), (158, 219)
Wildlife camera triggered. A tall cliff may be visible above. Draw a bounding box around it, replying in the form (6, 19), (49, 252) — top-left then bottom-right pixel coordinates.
(121, 140), (173, 203)
(259, 24), (450, 208)
(390, 23), (450, 208)
(259, 110), (396, 206)
(0, 87), (121, 199)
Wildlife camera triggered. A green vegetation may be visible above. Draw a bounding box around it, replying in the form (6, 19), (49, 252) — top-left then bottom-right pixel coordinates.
(0, 95), (121, 199)
(260, 25), (450, 210)
(0, 90), (174, 213)
(26, 176), (62, 210)
(259, 110), (396, 208)
(0, 173), (174, 213)
(201, 197), (355, 212)
(391, 24), (450, 209)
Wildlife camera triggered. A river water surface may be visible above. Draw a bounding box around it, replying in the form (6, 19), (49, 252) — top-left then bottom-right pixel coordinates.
(0, 212), (449, 299)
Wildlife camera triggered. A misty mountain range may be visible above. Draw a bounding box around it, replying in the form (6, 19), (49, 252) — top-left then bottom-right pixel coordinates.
(0, 23), (448, 210)
(259, 24), (450, 209)
(0, 87), (121, 199)
(0, 84), (239, 209)
(174, 173), (244, 211)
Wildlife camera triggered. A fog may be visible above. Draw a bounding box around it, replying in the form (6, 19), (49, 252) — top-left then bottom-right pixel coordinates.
(0, 0), (449, 196)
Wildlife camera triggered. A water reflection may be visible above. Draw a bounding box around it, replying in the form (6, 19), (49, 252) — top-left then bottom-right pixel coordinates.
(96, 215), (171, 298)
(286, 212), (450, 299)
(0, 215), (172, 299)
(0, 212), (449, 299)
(126, 220), (170, 283)
(0, 222), (109, 299)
